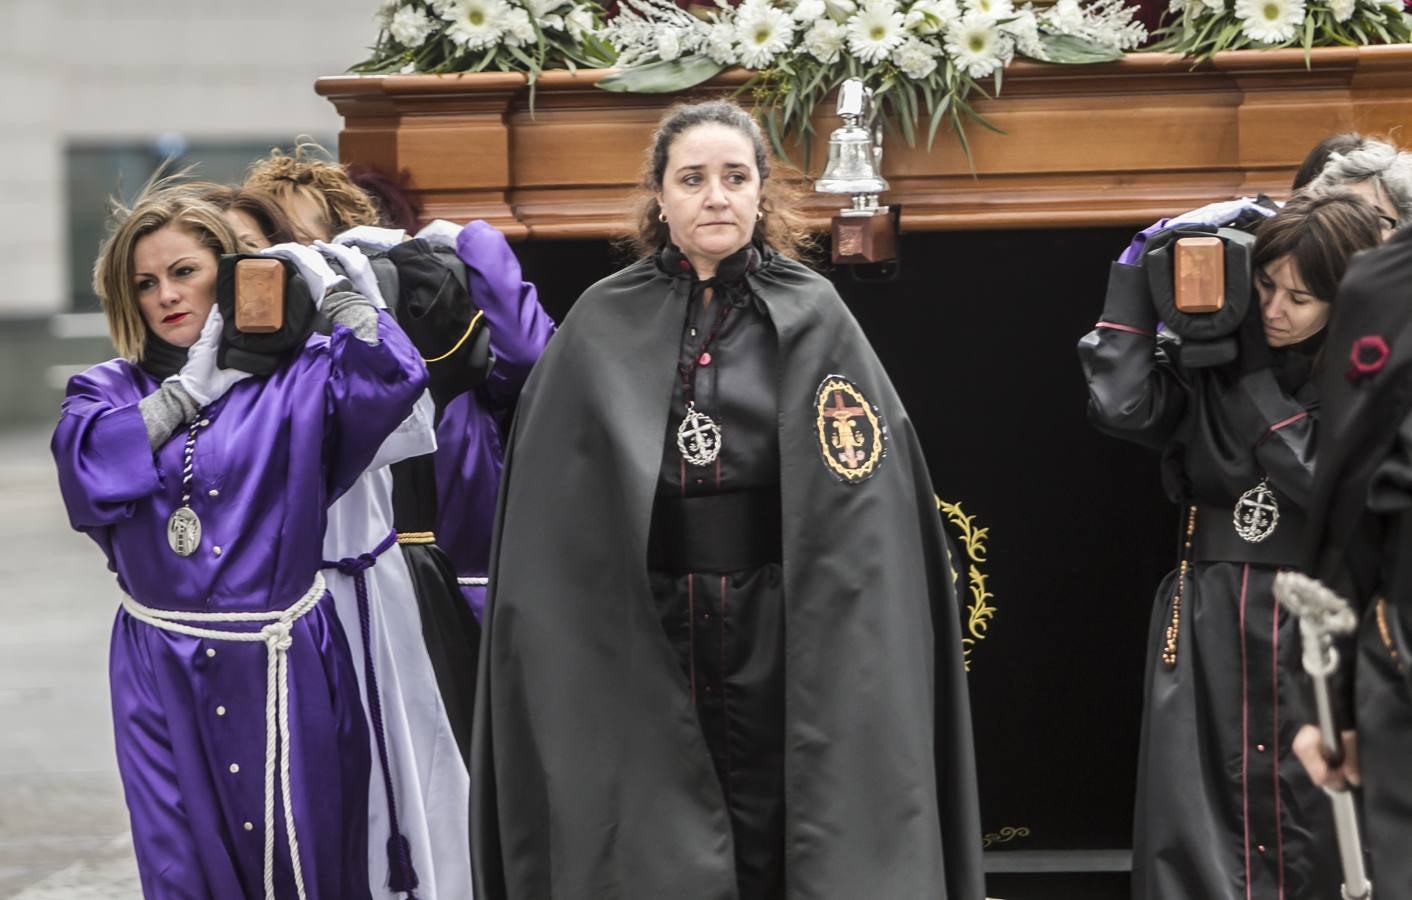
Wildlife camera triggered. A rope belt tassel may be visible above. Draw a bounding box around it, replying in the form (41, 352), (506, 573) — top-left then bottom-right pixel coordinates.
(323, 531), (420, 898)
(122, 572), (327, 900)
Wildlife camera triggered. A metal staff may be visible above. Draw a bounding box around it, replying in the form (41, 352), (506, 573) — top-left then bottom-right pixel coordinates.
(1273, 571), (1372, 900)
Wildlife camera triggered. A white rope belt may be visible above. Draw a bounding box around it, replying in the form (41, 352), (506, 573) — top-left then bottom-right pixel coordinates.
(121, 572), (327, 900)
(457, 576), (489, 587)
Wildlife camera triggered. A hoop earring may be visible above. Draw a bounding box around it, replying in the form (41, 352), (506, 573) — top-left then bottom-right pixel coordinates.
(658, 212), (667, 223)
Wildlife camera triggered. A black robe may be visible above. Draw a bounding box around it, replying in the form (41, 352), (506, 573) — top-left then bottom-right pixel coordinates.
(1301, 226), (1412, 898)
(471, 247), (984, 899)
(1079, 262), (1337, 900)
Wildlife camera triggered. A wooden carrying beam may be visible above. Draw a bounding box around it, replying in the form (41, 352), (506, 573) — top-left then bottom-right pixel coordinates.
(315, 45), (1412, 239)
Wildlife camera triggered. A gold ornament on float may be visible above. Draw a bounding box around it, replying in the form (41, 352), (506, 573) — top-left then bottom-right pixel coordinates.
(982, 825), (1032, 849)
(937, 496), (996, 673)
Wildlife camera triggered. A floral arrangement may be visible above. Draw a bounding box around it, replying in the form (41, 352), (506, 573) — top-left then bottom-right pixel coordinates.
(353, 0), (613, 77)
(597, 0), (1148, 154)
(1154, 0), (1411, 59)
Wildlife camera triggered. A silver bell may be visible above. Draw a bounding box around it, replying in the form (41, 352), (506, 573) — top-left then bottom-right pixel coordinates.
(814, 79), (889, 199)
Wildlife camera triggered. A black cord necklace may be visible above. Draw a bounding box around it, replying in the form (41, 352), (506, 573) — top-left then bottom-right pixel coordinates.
(675, 287), (732, 467)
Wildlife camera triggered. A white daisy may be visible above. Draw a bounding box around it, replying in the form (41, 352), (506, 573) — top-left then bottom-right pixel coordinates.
(891, 35), (942, 78)
(968, 0), (1013, 19)
(945, 10), (1011, 78)
(1234, 0), (1305, 42)
(905, 0), (961, 34)
(1330, 0), (1356, 20)
(704, 20), (740, 64)
(802, 18), (848, 61)
(503, 5), (536, 45)
(657, 27), (683, 60)
(735, 1), (796, 68)
(443, 0), (510, 49)
(793, 0), (829, 20)
(564, 3), (594, 40)
(390, 6), (436, 45)
(847, 0), (908, 63)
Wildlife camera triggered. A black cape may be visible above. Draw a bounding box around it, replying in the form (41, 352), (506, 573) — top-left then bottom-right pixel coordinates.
(470, 250), (983, 899)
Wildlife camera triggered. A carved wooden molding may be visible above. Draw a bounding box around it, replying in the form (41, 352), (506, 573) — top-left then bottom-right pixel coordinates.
(315, 45), (1412, 238)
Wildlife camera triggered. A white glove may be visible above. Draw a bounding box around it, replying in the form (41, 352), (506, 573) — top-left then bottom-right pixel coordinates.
(1167, 197), (1275, 230)
(314, 241), (387, 309)
(333, 224), (406, 252)
(414, 218), (464, 251)
(260, 243), (340, 308)
(168, 308), (251, 407)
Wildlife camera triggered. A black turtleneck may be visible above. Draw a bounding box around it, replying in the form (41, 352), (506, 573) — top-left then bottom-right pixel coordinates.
(137, 330), (189, 381)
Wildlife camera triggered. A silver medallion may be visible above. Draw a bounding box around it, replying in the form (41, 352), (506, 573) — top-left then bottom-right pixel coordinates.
(167, 506), (202, 557)
(676, 402), (722, 467)
(1233, 479), (1279, 543)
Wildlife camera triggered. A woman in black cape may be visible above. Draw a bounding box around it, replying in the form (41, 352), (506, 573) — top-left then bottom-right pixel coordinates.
(1079, 192), (1384, 899)
(471, 99), (984, 900)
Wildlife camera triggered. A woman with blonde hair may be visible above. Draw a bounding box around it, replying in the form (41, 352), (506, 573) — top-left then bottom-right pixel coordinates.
(244, 143), (381, 243)
(51, 181), (427, 899)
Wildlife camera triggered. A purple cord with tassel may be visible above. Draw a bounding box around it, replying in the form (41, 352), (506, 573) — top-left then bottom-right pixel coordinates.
(324, 530), (420, 898)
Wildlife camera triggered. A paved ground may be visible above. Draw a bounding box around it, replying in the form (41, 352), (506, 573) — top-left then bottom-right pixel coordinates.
(0, 426), (141, 898)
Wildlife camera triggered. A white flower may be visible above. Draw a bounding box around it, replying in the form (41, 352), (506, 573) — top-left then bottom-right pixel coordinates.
(905, 0), (961, 34)
(1169, 0), (1188, 12)
(390, 5), (436, 46)
(704, 20), (740, 64)
(503, 5), (536, 44)
(1330, 0), (1356, 20)
(429, 0), (459, 15)
(1046, 0), (1087, 28)
(1001, 6), (1043, 57)
(378, 0), (400, 25)
(1234, 0), (1305, 42)
(891, 35), (942, 77)
(1198, 0), (1227, 12)
(564, 3), (594, 40)
(793, 0), (829, 20)
(523, 0), (565, 17)
(443, 0), (510, 49)
(847, 0), (908, 62)
(945, 10), (1011, 78)
(967, 0), (1013, 18)
(802, 18), (848, 60)
(735, 1), (796, 68)
(825, 0), (858, 17)
(657, 27), (684, 60)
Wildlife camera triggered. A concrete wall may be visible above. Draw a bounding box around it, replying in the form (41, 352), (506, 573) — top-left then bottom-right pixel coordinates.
(0, 0), (382, 319)
(0, 0), (383, 426)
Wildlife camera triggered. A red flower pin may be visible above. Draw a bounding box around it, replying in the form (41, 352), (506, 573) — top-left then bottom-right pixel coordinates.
(1347, 334), (1391, 383)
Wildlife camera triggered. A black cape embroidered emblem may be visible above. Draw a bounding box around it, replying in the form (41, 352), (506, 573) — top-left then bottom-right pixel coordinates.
(815, 375), (886, 482)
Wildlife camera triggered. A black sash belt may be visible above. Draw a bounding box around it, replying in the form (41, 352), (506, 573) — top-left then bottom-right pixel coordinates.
(648, 489), (782, 575)
(1193, 504), (1306, 568)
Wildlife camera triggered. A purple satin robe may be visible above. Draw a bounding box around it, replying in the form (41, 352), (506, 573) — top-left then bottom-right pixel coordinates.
(52, 314), (427, 900)
(433, 223), (554, 620)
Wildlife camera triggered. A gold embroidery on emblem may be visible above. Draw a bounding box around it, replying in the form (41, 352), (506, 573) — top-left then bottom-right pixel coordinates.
(815, 377), (883, 481)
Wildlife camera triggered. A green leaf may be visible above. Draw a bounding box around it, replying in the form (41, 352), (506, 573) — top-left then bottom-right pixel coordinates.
(926, 91), (953, 151)
(1037, 33), (1126, 64)
(595, 55), (726, 94)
